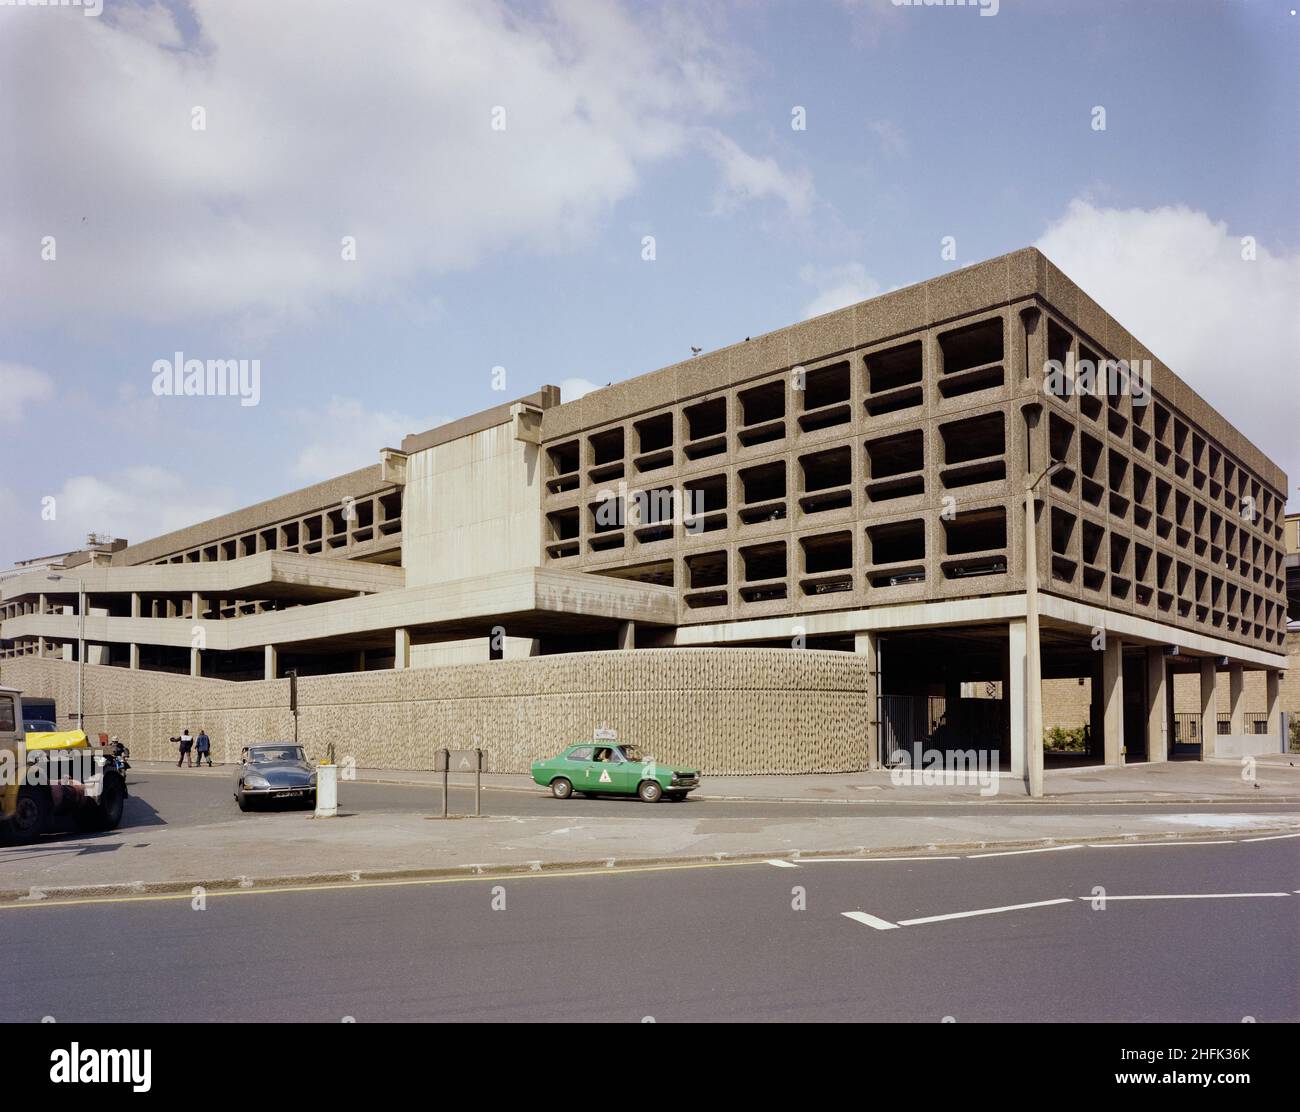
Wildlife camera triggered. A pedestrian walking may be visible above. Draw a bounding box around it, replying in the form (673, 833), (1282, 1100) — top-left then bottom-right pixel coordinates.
(178, 727), (194, 768)
(195, 728), (212, 767)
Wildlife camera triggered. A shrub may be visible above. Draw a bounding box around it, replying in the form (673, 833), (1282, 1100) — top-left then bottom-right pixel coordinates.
(1044, 725), (1088, 752)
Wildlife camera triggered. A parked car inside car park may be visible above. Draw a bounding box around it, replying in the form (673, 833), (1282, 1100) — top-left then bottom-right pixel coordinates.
(234, 743), (317, 811)
(531, 743), (700, 802)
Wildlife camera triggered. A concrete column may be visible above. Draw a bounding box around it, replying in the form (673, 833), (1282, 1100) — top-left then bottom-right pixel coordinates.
(1008, 619), (1027, 780)
(356, 650), (367, 673)
(617, 621), (636, 650)
(1265, 669), (1281, 746)
(394, 628), (411, 670)
(264, 644), (278, 681)
(1199, 659), (1219, 760)
(36, 636), (46, 659)
(38, 592), (47, 615)
(190, 647), (202, 678)
(1146, 648), (1168, 762)
(854, 631), (880, 769)
(130, 593), (141, 619)
(1101, 637), (1124, 765)
(1228, 664), (1245, 735)
(1089, 653), (1104, 762)
(129, 644), (140, 670)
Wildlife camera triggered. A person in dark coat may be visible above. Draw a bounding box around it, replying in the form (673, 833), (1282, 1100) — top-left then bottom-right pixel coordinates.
(195, 728), (212, 767)
(177, 728), (193, 768)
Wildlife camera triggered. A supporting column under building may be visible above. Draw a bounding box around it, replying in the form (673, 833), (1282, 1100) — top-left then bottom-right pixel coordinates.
(854, 631), (880, 769)
(394, 628), (411, 670)
(617, 621), (636, 650)
(1007, 618), (1028, 783)
(190, 647), (202, 678)
(129, 643), (140, 670)
(1228, 664), (1245, 735)
(264, 644), (278, 681)
(1101, 637), (1124, 765)
(1265, 669), (1281, 748)
(1199, 658), (1220, 760)
(1145, 647), (1168, 763)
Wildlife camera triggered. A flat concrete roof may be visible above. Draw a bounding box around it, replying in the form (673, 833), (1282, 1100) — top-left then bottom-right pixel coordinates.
(400, 387), (560, 455)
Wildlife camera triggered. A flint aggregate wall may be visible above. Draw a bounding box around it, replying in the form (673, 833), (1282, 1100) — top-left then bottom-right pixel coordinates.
(0, 650), (873, 776)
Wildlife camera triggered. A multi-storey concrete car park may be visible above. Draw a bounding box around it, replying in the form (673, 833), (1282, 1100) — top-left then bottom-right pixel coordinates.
(0, 249), (1291, 781)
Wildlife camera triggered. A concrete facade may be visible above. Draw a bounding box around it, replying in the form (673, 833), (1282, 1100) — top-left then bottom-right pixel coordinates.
(1, 248), (1290, 776)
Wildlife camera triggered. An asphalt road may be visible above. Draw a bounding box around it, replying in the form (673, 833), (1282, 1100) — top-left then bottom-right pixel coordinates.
(2, 839), (1296, 1022)
(92, 768), (1300, 836)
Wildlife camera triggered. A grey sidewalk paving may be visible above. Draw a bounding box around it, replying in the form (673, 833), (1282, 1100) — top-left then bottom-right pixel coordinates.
(3, 794), (1298, 903)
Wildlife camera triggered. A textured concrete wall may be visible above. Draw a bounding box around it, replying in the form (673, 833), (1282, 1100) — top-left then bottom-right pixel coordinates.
(0, 650), (871, 776)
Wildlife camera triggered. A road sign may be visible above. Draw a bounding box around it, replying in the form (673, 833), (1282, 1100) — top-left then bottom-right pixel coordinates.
(593, 726), (618, 741)
(449, 749), (481, 771)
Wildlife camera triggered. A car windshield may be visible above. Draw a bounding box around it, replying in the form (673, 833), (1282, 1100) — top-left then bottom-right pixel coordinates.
(24, 721), (57, 732)
(248, 746), (304, 764)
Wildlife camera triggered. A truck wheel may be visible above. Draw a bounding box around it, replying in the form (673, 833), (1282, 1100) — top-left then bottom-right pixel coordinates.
(75, 775), (126, 833)
(3, 787), (52, 844)
(550, 777), (573, 800)
(638, 780), (663, 803)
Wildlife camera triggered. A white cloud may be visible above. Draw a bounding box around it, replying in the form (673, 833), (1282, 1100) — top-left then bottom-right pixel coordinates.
(0, 363), (56, 425)
(14, 468), (236, 559)
(558, 377), (601, 402)
(799, 262), (882, 319)
(1036, 199), (1300, 508)
(702, 129), (816, 218)
(0, 0), (765, 327)
(288, 398), (448, 484)
(866, 119), (907, 158)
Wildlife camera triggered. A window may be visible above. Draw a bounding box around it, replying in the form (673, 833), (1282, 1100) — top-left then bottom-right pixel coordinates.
(0, 696), (14, 732)
(568, 747), (595, 762)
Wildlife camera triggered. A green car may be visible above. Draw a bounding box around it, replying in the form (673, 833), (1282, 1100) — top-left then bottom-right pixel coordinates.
(531, 743), (700, 803)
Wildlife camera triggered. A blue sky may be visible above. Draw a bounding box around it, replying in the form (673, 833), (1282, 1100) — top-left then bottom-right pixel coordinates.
(1, 0), (1297, 568)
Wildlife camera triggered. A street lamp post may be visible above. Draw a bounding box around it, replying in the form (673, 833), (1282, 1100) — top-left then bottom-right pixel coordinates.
(1024, 459), (1066, 799)
(47, 573), (86, 730)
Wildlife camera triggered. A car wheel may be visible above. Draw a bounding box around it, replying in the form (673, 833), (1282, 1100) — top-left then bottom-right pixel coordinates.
(550, 777), (573, 800)
(236, 792), (252, 812)
(637, 780), (663, 803)
(75, 774), (126, 832)
(2, 787), (52, 844)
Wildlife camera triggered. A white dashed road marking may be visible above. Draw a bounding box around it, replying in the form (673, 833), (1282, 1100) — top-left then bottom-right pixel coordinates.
(841, 911), (900, 931)
(1081, 892), (1291, 901)
(765, 859), (799, 868)
(896, 898), (1073, 927)
(966, 845), (1082, 859)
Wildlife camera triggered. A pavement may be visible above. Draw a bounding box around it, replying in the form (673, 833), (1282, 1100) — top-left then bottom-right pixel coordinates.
(3, 838), (1297, 1022)
(1, 757), (1298, 904)
(344, 752), (1300, 804)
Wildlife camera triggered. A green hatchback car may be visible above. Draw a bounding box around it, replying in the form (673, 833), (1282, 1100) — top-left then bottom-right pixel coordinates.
(531, 743), (700, 803)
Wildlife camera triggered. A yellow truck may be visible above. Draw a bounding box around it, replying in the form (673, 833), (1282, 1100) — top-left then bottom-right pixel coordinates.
(0, 685), (128, 844)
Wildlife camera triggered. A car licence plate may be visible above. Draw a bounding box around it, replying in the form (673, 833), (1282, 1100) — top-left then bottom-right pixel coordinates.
(272, 790), (304, 799)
